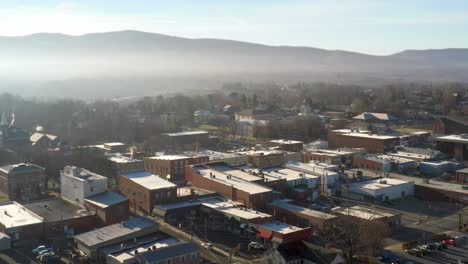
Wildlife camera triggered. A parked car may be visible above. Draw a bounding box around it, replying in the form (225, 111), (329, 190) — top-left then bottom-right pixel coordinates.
(442, 239), (457, 246)
(37, 251), (55, 261)
(202, 243), (213, 250)
(417, 245), (432, 254)
(32, 245), (51, 254)
(405, 248), (422, 257)
(40, 255), (60, 264)
(427, 242), (443, 251)
(249, 242), (264, 249)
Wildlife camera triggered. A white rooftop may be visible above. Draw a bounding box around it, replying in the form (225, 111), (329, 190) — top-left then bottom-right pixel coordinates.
(194, 167), (271, 194)
(435, 134), (468, 144)
(343, 132), (398, 140)
(332, 205), (395, 220)
(84, 191), (128, 208)
(108, 155), (142, 164)
(105, 142), (125, 146)
(210, 165), (262, 182)
(270, 139), (303, 144)
(201, 198), (271, 220)
(0, 202), (43, 228)
(62, 166), (107, 182)
(121, 171), (176, 190)
(260, 222), (306, 234)
(271, 202), (336, 220)
(262, 167), (310, 182)
(150, 155), (191, 160)
(349, 177), (413, 190)
(184, 149), (244, 160)
(165, 131), (208, 136)
(286, 161), (338, 177)
(111, 237), (180, 263)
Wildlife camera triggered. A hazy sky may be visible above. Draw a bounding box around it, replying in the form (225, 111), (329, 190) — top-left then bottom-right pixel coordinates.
(1, 0), (468, 55)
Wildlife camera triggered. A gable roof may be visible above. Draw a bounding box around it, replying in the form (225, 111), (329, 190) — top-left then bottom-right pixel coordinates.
(353, 112), (397, 121)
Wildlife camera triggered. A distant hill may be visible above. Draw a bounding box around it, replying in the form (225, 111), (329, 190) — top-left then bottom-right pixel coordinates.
(1, 30), (467, 98)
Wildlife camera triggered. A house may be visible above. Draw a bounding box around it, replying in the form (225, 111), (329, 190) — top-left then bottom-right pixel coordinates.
(265, 241), (345, 264)
(74, 217), (159, 261)
(352, 112), (397, 122)
(60, 166), (108, 206)
(0, 163), (46, 202)
(119, 171), (177, 214)
(30, 132), (59, 149)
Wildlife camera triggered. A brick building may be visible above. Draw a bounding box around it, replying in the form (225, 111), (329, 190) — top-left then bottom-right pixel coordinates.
(186, 165), (272, 209)
(456, 168), (468, 185)
(60, 166), (108, 206)
(119, 171), (177, 214)
(0, 163), (46, 202)
(328, 129), (400, 153)
(106, 155), (144, 188)
(434, 134), (468, 161)
(433, 116), (468, 135)
(144, 155), (208, 183)
(0, 201), (43, 241)
(269, 139), (304, 152)
(256, 222), (311, 245)
(23, 198), (97, 237)
(84, 191), (129, 225)
(161, 130), (210, 151)
(303, 148), (365, 165)
(269, 201), (337, 232)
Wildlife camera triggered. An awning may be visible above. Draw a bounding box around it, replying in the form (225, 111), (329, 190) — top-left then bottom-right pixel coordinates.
(256, 230), (272, 240)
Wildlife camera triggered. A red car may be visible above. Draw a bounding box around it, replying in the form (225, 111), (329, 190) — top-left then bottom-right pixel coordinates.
(442, 239), (456, 246)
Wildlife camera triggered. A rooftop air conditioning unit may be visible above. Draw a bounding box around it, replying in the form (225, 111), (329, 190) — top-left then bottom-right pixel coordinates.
(379, 180), (387, 184)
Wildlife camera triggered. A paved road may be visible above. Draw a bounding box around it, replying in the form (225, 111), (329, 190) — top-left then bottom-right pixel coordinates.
(384, 240), (468, 264)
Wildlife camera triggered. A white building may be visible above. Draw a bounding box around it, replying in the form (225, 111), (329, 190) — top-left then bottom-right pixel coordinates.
(60, 166), (108, 206)
(345, 178), (414, 201)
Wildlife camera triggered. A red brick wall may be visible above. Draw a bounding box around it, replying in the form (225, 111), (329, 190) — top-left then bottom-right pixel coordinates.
(44, 215), (98, 235)
(84, 199), (129, 225)
(415, 185), (468, 205)
(352, 156), (384, 171)
(456, 171), (468, 185)
(328, 132), (399, 153)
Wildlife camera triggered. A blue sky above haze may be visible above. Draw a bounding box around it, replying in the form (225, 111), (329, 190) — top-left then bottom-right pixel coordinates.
(1, 0), (467, 55)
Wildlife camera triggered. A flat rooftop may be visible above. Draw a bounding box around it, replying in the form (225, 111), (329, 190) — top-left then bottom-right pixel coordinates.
(342, 132), (398, 140)
(270, 139), (303, 144)
(108, 235), (180, 263)
(332, 205), (396, 220)
(194, 166), (271, 195)
(104, 142), (125, 146)
(210, 165), (262, 182)
(386, 152), (432, 160)
(23, 198), (90, 222)
(388, 172), (468, 195)
(177, 186), (215, 197)
(75, 217), (158, 247)
(84, 191), (128, 208)
(62, 166), (107, 182)
(349, 177), (413, 190)
(270, 201), (336, 220)
(259, 222), (307, 234)
(108, 155), (143, 164)
(202, 197), (271, 220)
(183, 149), (245, 160)
(286, 161), (338, 177)
(262, 167), (311, 182)
(149, 155), (191, 161)
(0, 201), (43, 228)
(435, 135), (468, 144)
(121, 171), (176, 190)
(332, 129), (371, 134)
(236, 149), (285, 156)
(164, 131), (208, 137)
